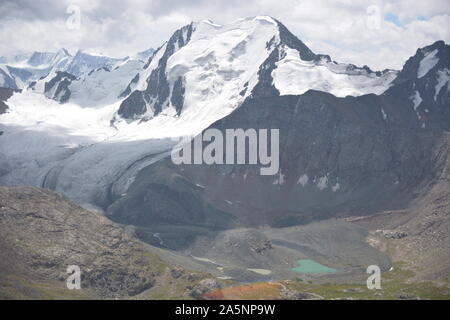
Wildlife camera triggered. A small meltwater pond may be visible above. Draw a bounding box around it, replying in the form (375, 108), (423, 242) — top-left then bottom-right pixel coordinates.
(292, 259), (337, 274)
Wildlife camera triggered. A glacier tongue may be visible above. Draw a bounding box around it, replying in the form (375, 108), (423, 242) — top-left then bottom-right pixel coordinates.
(0, 91), (177, 207)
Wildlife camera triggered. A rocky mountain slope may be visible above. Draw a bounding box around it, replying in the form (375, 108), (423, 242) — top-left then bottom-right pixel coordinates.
(103, 30), (449, 282)
(350, 132), (450, 282)
(0, 49), (72, 89)
(107, 39), (449, 232)
(0, 186), (214, 299)
(31, 59), (145, 107)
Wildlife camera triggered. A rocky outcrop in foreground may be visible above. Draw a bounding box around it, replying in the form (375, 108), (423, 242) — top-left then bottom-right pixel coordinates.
(0, 186), (188, 299)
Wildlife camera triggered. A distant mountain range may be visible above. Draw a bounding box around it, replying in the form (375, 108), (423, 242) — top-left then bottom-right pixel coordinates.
(0, 47), (155, 90)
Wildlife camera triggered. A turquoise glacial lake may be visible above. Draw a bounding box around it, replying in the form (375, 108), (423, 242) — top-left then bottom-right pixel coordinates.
(292, 259), (337, 274)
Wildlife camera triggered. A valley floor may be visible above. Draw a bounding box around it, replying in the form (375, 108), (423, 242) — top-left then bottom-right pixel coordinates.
(0, 185), (449, 300)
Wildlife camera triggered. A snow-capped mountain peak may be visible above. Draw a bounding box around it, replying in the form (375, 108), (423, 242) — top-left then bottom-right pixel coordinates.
(390, 40), (450, 129)
(395, 41), (449, 83)
(117, 16), (398, 125)
(8, 48), (71, 70)
(26, 51), (59, 67)
(116, 17), (282, 122)
(63, 50), (124, 77)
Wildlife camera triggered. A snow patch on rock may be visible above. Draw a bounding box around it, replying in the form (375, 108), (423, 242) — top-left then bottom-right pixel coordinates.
(434, 68), (450, 101)
(316, 175), (328, 190)
(418, 49), (438, 78)
(297, 174), (309, 186)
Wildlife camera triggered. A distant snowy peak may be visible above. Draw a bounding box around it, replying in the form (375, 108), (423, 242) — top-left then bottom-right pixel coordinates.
(63, 50), (124, 77)
(133, 48), (156, 63)
(0, 48), (141, 89)
(26, 49), (71, 68)
(69, 59), (144, 108)
(26, 52), (58, 67)
(399, 41), (450, 101)
(5, 49), (72, 71)
(388, 41), (450, 130)
(30, 58), (145, 108)
(9, 48), (125, 76)
(117, 16), (399, 121)
(0, 52), (33, 66)
(0, 49), (71, 89)
(395, 41), (449, 83)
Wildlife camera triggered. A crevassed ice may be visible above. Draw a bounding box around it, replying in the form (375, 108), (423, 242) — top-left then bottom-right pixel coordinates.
(410, 90), (422, 110)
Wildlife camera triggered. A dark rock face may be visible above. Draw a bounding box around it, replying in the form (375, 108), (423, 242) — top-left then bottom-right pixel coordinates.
(44, 71), (77, 103)
(275, 19), (316, 61)
(250, 42), (282, 99)
(114, 91), (438, 228)
(117, 90), (147, 119)
(394, 41), (449, 85)
(143, 23), (193, 114)
(1, 100), (9, 114)
(171, 76), (185, 115)
(44, 71), (77, 92)
(142, 59), (171, 115)
(106, 164), (236, 250)
(54, 78), (72, 103)
(118, 23), (194, 119)
(393, 41), (450, 130)
(27, 81), (37, 90)
(0, 87), (20, 114)
(107, 42), (449, 244)
(0, 186), (169, 298)
(118, 73), (139, 98)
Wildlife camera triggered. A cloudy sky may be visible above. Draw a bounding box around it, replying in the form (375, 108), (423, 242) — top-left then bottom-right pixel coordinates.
(0, 0), (449, 70)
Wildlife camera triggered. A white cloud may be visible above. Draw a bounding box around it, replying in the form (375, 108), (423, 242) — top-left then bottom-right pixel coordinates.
(0, 0), (448, 70)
